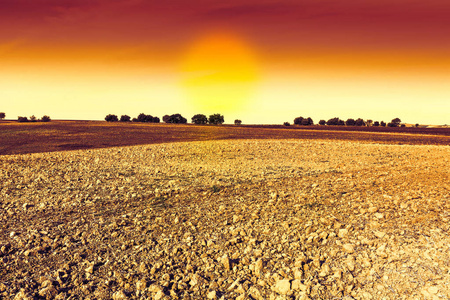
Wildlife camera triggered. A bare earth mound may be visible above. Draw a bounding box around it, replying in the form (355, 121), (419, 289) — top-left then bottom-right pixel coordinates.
(1, 140), (449, 299)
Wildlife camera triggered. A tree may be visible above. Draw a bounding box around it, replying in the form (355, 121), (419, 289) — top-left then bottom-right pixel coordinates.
(137, 113), (148, 122)
(302, 117), (314, 125)
(17, 116), (28, 122)
(30, 115), (37, 122)
(355, 118), (365, 126)
(0, 112), (5, 120)
(192, 114), (208, 124)
(388, 118), (401, 127)
(136, 113), (159, 123)
(120, 115), (131, 122)
(41, 115), (51, 122)
(366, 119), (373, 126)
(164, 114), (187, 124)
(380, 121), (386, 127)
(345, 118), (356, 126)
(373, 121), (380, 126)
(283, 122), (290, 126)
(294, 117), (304, 125)
(319, 120), (326, 125)
(208, 114), (224, 125)
(105, 114), (118, 122)
(234, 119), (242, 125)
(326, 117), (344, 126)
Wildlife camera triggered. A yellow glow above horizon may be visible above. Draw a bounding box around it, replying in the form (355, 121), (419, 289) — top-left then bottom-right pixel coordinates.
(180, 32), (259, 113)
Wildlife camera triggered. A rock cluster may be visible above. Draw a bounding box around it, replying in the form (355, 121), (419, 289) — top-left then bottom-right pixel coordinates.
(1, 140), (449, 299)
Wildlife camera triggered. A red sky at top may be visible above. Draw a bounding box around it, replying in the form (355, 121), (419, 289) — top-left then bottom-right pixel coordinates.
(1, 0), (449, 124)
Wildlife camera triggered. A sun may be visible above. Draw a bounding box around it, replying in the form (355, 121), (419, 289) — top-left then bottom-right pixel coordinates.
(180, 31), (259, 113)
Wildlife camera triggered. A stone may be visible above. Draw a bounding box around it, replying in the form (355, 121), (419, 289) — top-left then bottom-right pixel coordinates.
(343, 243), (355, 253)
(273, 279), (291, 295)
(255, 259), (263, 277)
(207, 290), (217, 299)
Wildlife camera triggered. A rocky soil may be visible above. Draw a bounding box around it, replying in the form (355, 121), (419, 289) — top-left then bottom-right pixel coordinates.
(1, 139), (449, 300)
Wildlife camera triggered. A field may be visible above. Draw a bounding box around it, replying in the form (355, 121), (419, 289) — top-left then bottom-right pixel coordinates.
(0, 121), (449, 156)
(1, 122), (449, 299)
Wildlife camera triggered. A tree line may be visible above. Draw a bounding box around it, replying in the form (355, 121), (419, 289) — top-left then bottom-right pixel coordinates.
(105, 113), (226, 125)
(0, 113), (51, 122)
(286, 116), (405, 127)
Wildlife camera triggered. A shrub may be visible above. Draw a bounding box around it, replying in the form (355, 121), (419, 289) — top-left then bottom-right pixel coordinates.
(208, 114), (224, 125)
(120, 115), (131, 122)
(192, 114), (208, 124)
(132, 118), (138, 122)
(415, 123), (419, 127)
(0, 112), (5, 120)
(234, 119), (242, 125)
(40, 115), (51, 122)
(401, 124), (406, 127)
(164, 114), (187, 124)
(105, 114), (119, 122)
(319, 120), (326, 125)
(17, 116), (28, 122)
(283, 122), (290, 126)
(373, 121), (380, 126)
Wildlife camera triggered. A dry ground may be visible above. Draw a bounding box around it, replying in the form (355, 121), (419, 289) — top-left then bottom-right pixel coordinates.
(1, 139), (449, 299)
(1, 121), (449, 156)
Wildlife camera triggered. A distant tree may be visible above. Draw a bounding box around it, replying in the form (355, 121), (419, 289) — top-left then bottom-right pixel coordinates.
(132, 118), (138, 122)
(30, 115), (37, 122)
(355, 118), (365, 126)
(345, 118), (356, 126)
(283, 122), (290, 126)
(192, 114), (208, 124)
(294, 117), (304, 125)
(136, 113), (159, 123)
(373, 121), (380, 126)
(415, 123), (419, 127)
(40, 115), (51, 122)
(208, 114), (224, 125)
(319, 120), (326, 125)
(105, 114), (118, 122)
(0, 112), (5, 120)
(302, 117), (314, 125)
(137, 113), (147, 122)
(120, 115), (131, 122)
(164, 113), (187, 124)
(327, 117), (344, 126)
(17, 116), (28, 122)
(366, 119), (373, 126)
(391, 118), (401, 125)
(401, 124), (406, 128)
(234, 119), (242, 125)
(380, 121), (386, 127)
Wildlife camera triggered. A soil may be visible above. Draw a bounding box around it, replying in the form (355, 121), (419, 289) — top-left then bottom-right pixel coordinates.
(0, 121), (449, 156)
(1, 138), (449, 299)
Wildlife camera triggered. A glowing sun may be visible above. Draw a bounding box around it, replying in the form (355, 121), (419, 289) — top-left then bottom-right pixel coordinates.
(180, 31), (259, 113)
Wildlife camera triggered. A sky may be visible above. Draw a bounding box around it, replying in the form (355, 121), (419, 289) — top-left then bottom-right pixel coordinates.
(1, 0), (449, 125)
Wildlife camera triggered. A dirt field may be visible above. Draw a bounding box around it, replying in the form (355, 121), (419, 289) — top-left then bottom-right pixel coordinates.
(0, 121), (449, 156)
(1, 138), (449, 299)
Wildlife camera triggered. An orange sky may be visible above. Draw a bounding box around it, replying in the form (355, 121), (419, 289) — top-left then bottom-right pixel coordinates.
(1, 0), (449, 124)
